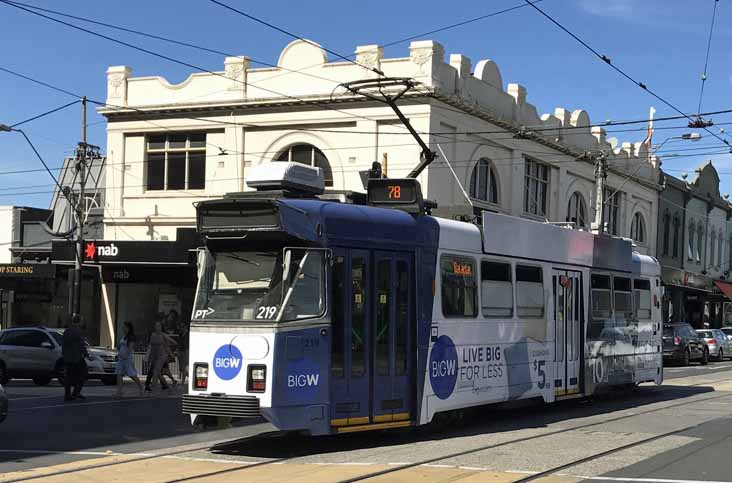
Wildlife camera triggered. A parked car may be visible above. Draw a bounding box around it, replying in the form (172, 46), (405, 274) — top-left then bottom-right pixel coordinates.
(696, 329), (732, 361)
(0, 327), (117, 385)
(663, 323), (709, 366)
(0, 384), (7, 423)
(721, 327), (732, 341)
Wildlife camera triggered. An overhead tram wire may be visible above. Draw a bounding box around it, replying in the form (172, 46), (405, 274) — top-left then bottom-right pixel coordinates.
(8, 0), (732, 146)
(205, 0), (385, 77)
(9, 100), (81, 128)
(523, 0), (732, 152)
(697, 0), (720, 117)
(3, 0), (355, 88)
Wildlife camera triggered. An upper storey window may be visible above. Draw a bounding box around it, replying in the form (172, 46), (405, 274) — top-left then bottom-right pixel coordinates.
(275, 144), (333, 187)
(146, 133), (206, 191)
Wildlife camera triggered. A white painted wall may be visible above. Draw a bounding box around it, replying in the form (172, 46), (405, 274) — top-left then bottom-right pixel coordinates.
(101, 39), (660, 255)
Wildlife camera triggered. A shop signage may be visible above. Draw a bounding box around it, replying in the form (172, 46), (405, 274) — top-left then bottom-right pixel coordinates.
(52, 239), (198, 265)
(0, 264), (55, 279)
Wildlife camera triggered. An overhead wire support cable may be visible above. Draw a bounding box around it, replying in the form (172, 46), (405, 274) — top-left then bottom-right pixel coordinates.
(206, 0), (385, 77)
(696, 0), (720, 117)
(9, 99), (80, 128)
(523, 0), (732, 151)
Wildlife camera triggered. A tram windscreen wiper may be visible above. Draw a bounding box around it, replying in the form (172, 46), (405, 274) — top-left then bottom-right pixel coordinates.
(220, 253), (263, 267)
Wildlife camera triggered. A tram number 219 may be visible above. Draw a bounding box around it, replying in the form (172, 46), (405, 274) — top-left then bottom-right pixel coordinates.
(256, 306), (278, 319)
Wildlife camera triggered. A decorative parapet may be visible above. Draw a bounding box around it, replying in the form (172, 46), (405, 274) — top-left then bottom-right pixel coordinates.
(355, 45), (383, 78)
(103, 39), (659, 184)
(224, 56), (250, 95)
(106, 66), (132, 106)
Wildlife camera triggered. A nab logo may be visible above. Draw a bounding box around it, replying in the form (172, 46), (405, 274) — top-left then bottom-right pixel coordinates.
(429, 335), (458, 400)
(212, 344), (243, 380)
(85, 242), (119, 260)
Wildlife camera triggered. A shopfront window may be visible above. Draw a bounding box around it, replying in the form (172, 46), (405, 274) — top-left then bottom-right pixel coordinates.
(193, 248), (326, 322)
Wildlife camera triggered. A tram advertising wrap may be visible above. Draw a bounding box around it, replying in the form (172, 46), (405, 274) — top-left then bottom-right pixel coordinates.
(183, 164), (663, 436)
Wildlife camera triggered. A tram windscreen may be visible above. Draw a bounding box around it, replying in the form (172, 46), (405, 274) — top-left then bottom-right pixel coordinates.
(192, 249), (326, 323)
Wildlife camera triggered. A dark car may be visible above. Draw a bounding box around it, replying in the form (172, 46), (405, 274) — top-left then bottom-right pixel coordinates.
(0, 384), (6, 423)
(663, 323), (709, 366)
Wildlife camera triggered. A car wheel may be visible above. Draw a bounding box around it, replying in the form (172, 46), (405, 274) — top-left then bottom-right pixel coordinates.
(0, 362), (8, 385)
(33, 376), (52, 386)
(683, 349), (691, 366)
(102, 376), (117, 386)
(718, 349), (724, 362)
(701, 348), (709, 365)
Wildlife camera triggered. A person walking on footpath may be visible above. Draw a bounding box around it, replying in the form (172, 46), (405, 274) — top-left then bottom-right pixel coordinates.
(63, 315), (88, 402)
(159, 329), (179, 389)
(144, 321), (170, 394)
(178, 323), (189, 387)
(115, 322), (144, 398)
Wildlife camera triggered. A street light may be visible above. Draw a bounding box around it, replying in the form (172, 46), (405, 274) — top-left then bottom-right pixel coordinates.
(655, 133), (703, 154)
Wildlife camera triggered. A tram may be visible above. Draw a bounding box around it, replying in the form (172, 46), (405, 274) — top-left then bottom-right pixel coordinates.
(182, 162), (663, 436)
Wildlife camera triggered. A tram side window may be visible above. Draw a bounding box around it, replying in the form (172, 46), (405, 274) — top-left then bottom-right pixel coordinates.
(591, 275), (612, 320)
(516, 265), (544, 318)
(634, 279), (652, 320)
(613, 277), (633, 322)
(481, 261), (513, 318)
(441, 256), (478, 318)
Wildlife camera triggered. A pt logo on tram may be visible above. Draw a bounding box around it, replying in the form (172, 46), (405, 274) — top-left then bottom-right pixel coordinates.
(213, 345), (243, 380)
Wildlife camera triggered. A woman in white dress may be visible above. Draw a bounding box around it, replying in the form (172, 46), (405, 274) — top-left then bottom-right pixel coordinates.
(115, 322), (144, 398)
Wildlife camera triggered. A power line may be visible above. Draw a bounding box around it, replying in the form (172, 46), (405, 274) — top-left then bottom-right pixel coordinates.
(9, 100), (80, 128)
(697, 0), (720, 116)
(523, 0), (732, 151)
(206, 0), (385, 77)
(3, 0), (350, 88)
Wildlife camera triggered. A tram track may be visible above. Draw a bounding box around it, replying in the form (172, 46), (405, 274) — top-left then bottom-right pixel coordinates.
(3, 382), (729, 483)
(337, 388), (732, 482)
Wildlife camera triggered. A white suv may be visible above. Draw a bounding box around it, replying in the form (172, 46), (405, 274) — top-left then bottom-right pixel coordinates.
(0, 327), (118, 385)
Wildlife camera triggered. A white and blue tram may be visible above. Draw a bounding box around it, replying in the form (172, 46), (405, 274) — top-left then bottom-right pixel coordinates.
(183, 162), (663, 435)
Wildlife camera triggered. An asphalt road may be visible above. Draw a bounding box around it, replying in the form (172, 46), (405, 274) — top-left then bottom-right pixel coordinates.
(4, 364), (732, 482)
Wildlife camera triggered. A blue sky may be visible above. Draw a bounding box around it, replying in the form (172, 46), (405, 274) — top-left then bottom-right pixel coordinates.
(1, 0), (731, 209)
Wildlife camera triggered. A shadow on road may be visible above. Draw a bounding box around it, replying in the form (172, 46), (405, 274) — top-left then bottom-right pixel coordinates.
(209, 384), (717, 459)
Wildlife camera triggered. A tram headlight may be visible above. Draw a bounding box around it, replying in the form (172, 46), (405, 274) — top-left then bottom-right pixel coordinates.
(247, 365), (266, 393)
(194, 363), (209, 390)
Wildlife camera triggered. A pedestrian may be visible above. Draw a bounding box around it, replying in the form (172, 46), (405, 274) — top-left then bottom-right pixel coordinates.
(63, 315), (88, 402)
(178, 323), (189, 386)
(159, 328), (179, 389)
(115, 322), (143, 398)
(144, 321), (170, 393)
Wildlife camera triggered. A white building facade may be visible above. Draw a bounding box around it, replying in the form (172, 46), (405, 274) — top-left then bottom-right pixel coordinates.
(96, 39), (661, 345)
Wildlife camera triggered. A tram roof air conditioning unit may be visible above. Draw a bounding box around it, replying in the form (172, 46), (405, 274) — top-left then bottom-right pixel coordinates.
(246, 162), (325, 195)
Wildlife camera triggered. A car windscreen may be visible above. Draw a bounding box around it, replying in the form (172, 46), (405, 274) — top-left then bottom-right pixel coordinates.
(698, 330), (713, 338)
(49, 331), (63, 346)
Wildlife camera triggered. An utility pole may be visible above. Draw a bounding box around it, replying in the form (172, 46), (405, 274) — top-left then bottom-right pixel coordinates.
(71, 97), (87, 321)
(592, 151), (608, 235)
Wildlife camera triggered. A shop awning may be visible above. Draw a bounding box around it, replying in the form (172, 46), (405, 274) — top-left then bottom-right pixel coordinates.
(714, 280), (732, 301)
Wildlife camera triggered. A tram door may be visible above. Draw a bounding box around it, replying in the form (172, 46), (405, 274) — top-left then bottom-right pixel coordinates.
(330, 248), (413, 429)
(552, 269), (583, 397)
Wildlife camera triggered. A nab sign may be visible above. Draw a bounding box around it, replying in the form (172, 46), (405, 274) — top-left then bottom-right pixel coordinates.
(84, 242), (119, 261)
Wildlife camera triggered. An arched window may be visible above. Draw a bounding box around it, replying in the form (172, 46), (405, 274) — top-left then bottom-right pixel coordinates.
(672, 215), (680, 258)
(630, 212), (646, 244)
(711, 229), (717, 267)
(688, 220), (695, 261)
(662, 211), (670, 256)
(566, 191), (588, 228)
(275, 143), (333, 186)
(469, 158), (499, 204)
(697, 225), (704, 262)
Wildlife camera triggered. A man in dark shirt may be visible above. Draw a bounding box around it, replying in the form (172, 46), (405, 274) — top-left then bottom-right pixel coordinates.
(63, 315), (88, 401)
